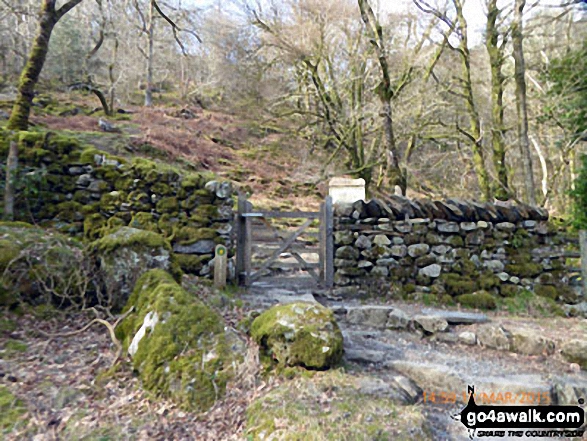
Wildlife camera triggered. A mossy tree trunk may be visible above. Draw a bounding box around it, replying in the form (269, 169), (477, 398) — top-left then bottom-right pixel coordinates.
(454, 0), (492, 201)
(485, 0), (510, 200)
(7, 0), (84, 131)
(144, 0), (155, 107)
(3, 137), (18, 221)
(513, 0), (537, 205)
(358, 0), (406, 195)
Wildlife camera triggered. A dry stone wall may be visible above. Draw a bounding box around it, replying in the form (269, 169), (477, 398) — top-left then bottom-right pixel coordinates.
(0, 131), (233, 277)
(333, 197), (581, 307)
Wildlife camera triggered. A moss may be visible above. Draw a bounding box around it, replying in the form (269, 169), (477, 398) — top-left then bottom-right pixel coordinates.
(92, 227), (171, 254)
(0, 317), (17, 334)
(114, 174), (134, 191)
(452, 259), (476, 276)
(151, 182), (173, 196)
(55, 201), (83, 222)
(127, 191), (152, 211)
(190, 204), (218, 225)
(245, 371), (429, 440)
(0, 386), (26, 431)
(0, 221), (33, 229)
(501, 290), (564, 317)
(100, 191), (124, 213)
(478, 273), (500, 290)
(131, 158), (162, 183)
(456, 291), (497, 310)
(505, 262), (543, 278)
(174, 254), (210, 274)
(95, 165), (122, 182)
(180, 173), (204, 190)
(180, 190), (214, 209)
(129, 212), (159, 232)
(402, 283), (417, 295)
(157, 214), (178, 239)
(174, 227), (217, 246)
(499, 285), (520, 298)
(534, 284), (558, 300)
(83, 214), (106, 241)
(445, 235), (464, 247)
(79, 147), (101, 165)
(4, 339), (28, 355)
(250, 302), (343, 370)
(156, 197), (179, 214)
(117, 269), (234, 412)
(73, 190), (93, 205)
(0, 239), (21, 280)
(439, 273), (477, 296)
(106, 216), (126, 231)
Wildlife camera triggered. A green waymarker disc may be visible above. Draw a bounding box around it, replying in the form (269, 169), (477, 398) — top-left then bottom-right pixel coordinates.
(216, 246), (226, 256)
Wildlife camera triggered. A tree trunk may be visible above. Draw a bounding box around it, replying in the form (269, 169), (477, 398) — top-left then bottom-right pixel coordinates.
(3, 137), (18, 221)
(455, 0), (492, 201)
(145, 0), (155, 107)
(513, 0), (536, 205)
(485, 0), (510, 200)
(7, 1), (58, 131)
(358, 0), (405, 194)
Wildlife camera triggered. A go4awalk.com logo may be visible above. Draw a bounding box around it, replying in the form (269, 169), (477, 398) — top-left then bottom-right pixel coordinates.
(453, 386), (586, 439)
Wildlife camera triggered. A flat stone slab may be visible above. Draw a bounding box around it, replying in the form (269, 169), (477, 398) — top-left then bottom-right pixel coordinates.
(421, 308), (489, 325)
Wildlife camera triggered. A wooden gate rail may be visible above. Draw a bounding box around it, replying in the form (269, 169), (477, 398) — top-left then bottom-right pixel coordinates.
(236, 194), (333, 288)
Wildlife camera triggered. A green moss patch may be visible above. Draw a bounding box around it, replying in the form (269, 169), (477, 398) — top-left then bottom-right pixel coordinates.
(245, 370), (429, 440)
(92, 227), (170, 254)
(0, 386), (26, 432)
(500, 290), (564, 317)
(456, 291), (497, 310)
(117, 269), (240, 412)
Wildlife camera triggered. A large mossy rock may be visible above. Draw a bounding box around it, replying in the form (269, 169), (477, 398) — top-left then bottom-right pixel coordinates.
(0, 222), (86, 307)
(560, 339), (587, 369)
(251, 302), (343, 370)
(92, 227), (176, 310)
(117, 269), (242, 412)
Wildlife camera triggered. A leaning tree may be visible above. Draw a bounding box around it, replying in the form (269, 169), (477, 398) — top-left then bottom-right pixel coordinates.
(3, 0), (190, 220)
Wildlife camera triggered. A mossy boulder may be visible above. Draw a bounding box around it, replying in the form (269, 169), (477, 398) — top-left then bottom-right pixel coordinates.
(560, 340), (587, 369)
(0, 223), (86, 307)
(251, 302), (343, 370)
(117, 270), (243, 411)
(456, 290), (497, 310)
(92, 227), (173, 310)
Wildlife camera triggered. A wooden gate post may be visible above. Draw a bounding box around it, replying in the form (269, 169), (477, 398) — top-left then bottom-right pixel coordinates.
(244, 201), (253, 286)
(580, 230), (587, 298)
(324, 196), (334, 288)
(236, 193), (247, 285)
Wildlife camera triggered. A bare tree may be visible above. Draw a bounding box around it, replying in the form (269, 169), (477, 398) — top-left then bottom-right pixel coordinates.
(358, 0), (404, 193)
(414, 0), (493, 201)
(485, 0), (510, 200)
(512, 0), (536, 204)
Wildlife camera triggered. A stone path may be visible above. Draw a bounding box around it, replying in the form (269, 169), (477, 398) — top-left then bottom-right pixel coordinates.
(242, 281), (587, 440)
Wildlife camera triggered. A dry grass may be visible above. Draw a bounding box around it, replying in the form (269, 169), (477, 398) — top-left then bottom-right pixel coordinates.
(25, 93), (329, 211)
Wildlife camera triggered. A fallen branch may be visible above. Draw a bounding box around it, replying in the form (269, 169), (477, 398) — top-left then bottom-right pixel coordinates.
(38, 307), (134, 368)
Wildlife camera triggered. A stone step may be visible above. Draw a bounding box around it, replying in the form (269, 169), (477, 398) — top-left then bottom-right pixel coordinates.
(420, 308), (489, 325)
(341, 328), (587, 407)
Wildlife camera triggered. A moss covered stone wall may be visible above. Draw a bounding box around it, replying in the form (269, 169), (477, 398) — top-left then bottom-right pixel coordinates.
(0, 130), (233, 277)
(332, 197), (580, 307)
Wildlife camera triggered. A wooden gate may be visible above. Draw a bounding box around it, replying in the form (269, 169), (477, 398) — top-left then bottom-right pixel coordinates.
(235, 195), (334, 288)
